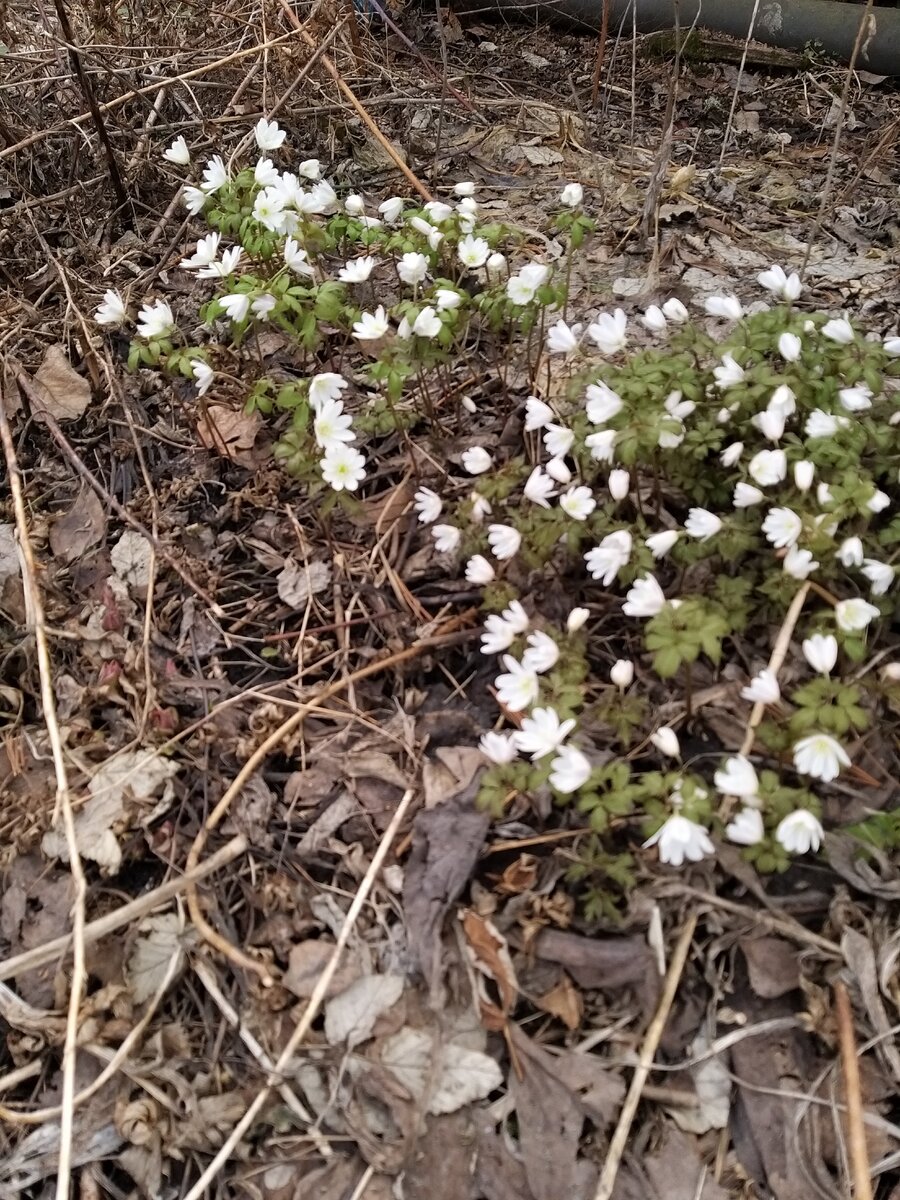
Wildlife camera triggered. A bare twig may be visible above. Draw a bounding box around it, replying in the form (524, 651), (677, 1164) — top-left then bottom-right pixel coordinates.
(592, 913), (698, 1200)
(0, 374), (86, 1200)
(835, 980), (874, 1200)
(0, 836), (247, 985)
(738, 580), (810, 758)
(180, 788), (418, 1200)
(589, 0), (610, 109)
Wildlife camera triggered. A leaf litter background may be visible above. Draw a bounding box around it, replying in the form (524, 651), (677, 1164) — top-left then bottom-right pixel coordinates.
(1, 3), (900, 1198)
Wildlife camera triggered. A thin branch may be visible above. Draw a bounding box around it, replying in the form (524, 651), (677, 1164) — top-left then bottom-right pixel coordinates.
(835, 980), (874, 1200)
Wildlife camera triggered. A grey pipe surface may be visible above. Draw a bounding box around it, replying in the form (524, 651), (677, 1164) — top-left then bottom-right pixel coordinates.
(480, 0), (900, 75)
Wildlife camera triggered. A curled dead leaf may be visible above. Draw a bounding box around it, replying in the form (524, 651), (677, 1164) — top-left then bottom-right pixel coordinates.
(31, 344), (92, 421)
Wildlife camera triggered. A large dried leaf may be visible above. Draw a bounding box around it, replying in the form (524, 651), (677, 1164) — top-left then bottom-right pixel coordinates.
(49, 488), (106, 563)
(125, 912), (186, 1004)
(31, 344), (91, 421)
(42, 749), (179, 874)
(379, 1027), (503, 1115)
(276, 557), (331, 608)
(403, 777), (490, 1002)
(324, 974), (404, 1047)
(110, 531), (153, 590)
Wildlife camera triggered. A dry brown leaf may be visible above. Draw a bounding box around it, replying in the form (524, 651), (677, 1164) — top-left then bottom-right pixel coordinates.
(461, 909), (518, 1029)
(125, 912), (186, 1004)
(283, 938), (361, 999)
(276, 557), (331, 608)
(197, 404), (263, 465)
(536, 974), (583, 1030)
(379, 1026), (503, 1115)
(49, 487), (106, 563)
(31, 343), (92, 421)
(324, 974), (404, 1047)
(741, 936), (801, 999)
(110, 531), (153, 590)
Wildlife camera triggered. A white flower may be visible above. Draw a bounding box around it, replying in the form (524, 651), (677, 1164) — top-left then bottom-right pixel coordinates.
(254, 117), (286, 151)
(182, 185), (206, 215)
(470, 492), (492, 522)
(720, 442), (744, 468)
(566, 607), (590, 633)
(320, 444), (366, 492)
(601, 471), (627, 504)
(861, 559), (895, 596)
(779, 332), (802, 362)
(740, 669), (780, 703)
(164, 135), (190, 165)
(803, 633), (837, 675)
(423, 200), (453, 223)
(219, 292), (250, 324)
(684, 507), (722, 541)
(339, 256), (377, 283)
(502, 601), (530, 634)
(549, 746), (592, 794)
(412, 306), (442, 338)
(409, 215), (436, 239)
(432, 524), (461, 555)
(556, 487), (600, 520)
(643, 814), (714, 866)
(378, 196), (404, 223)
(524, 395), (554, 432)
(610, 659), (634, 689)
(344, 193), (365, 216)
(804, 409), (845, 438)
(523, 467), (557, 508)
(547, 319), (582, 354)
(793, 460), (815, 492)
(353, 306), (390, 340)
(622, 574), (666, 618)
(733, 482), (764, 508)
(838, 385), (873, 413)
(650, 726), (680, 758)
(454, 181), (476, 196)
(757, 264), (801, 301)
(466, 555), (495, 585)
(254, 157), (280, 187)
(837, 537), (864, 568)
(481, 604), (527, 655)
(506, 273), (538, 306)
(198, 246), (242, 279)
(769, 387), (796, 419)
(867, 489), (890, 513)
(543, 423), (575, 458)
(462, 397), (477, 414)
(494, 655), (539, 712)
(754, 408), (786, 443)
(191, 360), (214, 397)
(485, 251), (506, 279)
(413, 487), (442, 523)
(776, 809), (824, 855)
(398, 252), (429, 285)
(835, 598), (880, 632)
(560, 181), (584, 207)
(546, 457), (572, 483)
(784, 546), (818, 579)
(726, 807), (765, 846)
(585, 530), (632, 585)
(251, 293), (277, 321)
(521, 630), (560, 673)
(793, 733), (849, 782)
(313, 398), (354, 450)
(396, 317), (412, 341)
(714, 755), (758, 796)
(479, 731), (518, 764)
(821, 317), (855, 344)
(641, 304), (667, 332)
(645, 530), (679, 559)
(305, 180), (338, 213)
(705, 295), (743, 320)
(514, 706), (574, 759)
(817, 482), (834, 506)
(457, 234), (490, 269)
(253, 187), (286, 232)
(200, 154), (229, 194)
(136, 298), (175, 339)
(748, 449), (787, 486)
(462, 446), (493, 475)
(283, 237), (312, 276)
(587, 309), (628, 354)
(662, 297), (689, 323)
(309, 373), (348, 409)
(586, 429), (617, 462)
(95, 289), (127, 326)
(488, 524), (522, 561)
(436, 288), (463, 312)
(585, 382), (624, 424)
(884, 336), (900, 356)
(298, 159), (321, 180)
